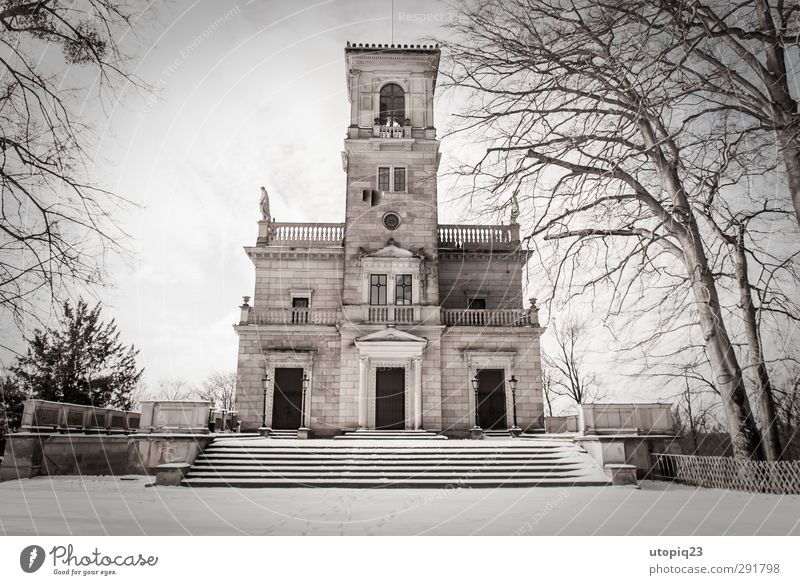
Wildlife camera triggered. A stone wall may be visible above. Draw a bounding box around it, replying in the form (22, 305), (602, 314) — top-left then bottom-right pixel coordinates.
(438, 251), (528, 310)
(251, 252), (343, 309)
(234, 325), (341, 432)
(440, 327), (544, 434)
(0, 433), (214, 480)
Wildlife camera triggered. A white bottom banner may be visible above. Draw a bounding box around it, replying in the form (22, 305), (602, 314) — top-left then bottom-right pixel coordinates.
(0, 536), (797, 584)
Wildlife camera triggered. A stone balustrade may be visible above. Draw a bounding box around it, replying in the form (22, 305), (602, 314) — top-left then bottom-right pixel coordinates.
(257, 222), (345, 246)
(438, 224), (519, 249)
(441, 308), (534, 327)
(579, 403), (673, 435)
(373, 124), (411, 138)
(366, 305), (419, 324)
(19, 399), (139, 434)
(248, 307), (341, 326)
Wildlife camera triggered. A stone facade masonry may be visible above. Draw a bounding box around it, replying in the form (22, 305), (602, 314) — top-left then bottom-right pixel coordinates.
(234, 44), (544, 436)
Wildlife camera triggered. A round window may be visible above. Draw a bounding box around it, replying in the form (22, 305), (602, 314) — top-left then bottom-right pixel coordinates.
(383, 212), (401, 230)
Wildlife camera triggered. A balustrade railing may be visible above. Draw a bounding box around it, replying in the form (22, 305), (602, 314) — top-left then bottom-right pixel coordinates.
(367, 305), (418, 324)
(438, 224), (517, 249)
(20, 399), (139, 434)
(441, 308), (533, 327)
(249, 308), (340, 325)
(260, 222), (344, 246)
(373, 124), (410, 138)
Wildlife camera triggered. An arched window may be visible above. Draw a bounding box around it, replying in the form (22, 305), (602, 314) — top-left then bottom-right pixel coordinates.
(378, 83), (405, 127)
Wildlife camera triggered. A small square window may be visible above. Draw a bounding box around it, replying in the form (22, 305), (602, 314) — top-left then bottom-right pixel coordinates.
(378, 167), (390, 191)
(468, 298), (486, 310)
(292, 297), (309, 308)
(394, 167), (406, 192)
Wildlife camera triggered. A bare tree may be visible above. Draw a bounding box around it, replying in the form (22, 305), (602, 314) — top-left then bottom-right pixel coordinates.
(198, 371), (237, 411)
(543, 319), (601, 406)
(636, 0), (800, 225)
(439, 0), (778, 458)
(152, 379), (198, 401)
(541, 364), (555, 417)
(0, 1), (149, 328)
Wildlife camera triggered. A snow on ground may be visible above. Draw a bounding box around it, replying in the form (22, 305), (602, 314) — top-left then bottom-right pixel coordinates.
(1, 476), (799, 536)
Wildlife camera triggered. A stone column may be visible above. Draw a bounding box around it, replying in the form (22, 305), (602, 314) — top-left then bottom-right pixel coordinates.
(358, 356), (369, 428)
(413, 356), (423, 430)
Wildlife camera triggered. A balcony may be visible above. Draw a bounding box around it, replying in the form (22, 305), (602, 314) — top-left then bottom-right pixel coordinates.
(247, 308), (340, 326)
(257, 222), (345, 246)
(438, 224), (520, 250)
(372, 123), (411, 138)
(441, 308), (535, 327)
(239, 306), (538, 328)
(366, 305), (420, 324)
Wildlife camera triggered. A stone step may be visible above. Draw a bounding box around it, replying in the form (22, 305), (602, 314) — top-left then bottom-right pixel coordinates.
(202, 444), (566, 452)
(181, 476), (611, 488)
(181, 436), (611, 489)
(185, 469), (591, 480)
(197, 453), (573, 462)
(191, 461), (587, 471)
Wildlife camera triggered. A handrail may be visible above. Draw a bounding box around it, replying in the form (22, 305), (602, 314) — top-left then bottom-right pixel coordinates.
(441, 308), (533, 327)
(260, 222), (345, 245)
(438, 224), (517, 248)
(249, 308), (341, 325)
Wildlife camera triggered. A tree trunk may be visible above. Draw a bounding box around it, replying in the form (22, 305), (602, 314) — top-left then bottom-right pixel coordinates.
(778, 137), (800, 225)
(735, 232), (782, 460)
(754, 0), (800, 224)
(682, 232), (765, 459)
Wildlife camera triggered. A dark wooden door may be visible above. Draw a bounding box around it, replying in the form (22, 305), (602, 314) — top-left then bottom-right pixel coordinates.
(271, 368), (303, 429)
(477, 369), (507, 429)
(375, 367), (405, 430)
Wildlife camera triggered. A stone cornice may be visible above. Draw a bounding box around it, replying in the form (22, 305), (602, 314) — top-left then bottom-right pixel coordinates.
(245, 246), (343, 261)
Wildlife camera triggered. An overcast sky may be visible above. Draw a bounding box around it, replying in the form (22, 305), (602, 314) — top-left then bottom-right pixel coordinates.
(2, 0), (483, 389)
(3, 0), (761, 412)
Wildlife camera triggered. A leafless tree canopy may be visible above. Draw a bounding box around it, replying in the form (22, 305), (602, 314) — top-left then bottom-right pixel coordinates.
(0, 0), (148, 329)
(198, 371), (237, 411)
(543, 318), (602, 406)
(439, 0), (800, 458)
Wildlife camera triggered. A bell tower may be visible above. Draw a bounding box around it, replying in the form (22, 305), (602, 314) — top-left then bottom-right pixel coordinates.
(341, 43), (441, 308)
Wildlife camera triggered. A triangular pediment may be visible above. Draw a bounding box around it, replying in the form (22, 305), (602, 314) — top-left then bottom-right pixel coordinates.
(369, 243), (416, 258)
(356, 327), (427, 344)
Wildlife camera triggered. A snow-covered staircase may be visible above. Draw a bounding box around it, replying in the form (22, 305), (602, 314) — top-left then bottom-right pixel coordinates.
(334, 429), (446, 440)
(181, 436), (610, 488)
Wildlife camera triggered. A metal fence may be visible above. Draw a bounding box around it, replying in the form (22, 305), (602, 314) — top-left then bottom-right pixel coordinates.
(649, 453), (800, 495)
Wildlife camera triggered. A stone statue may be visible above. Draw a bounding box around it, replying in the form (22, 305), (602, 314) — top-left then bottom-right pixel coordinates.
(260, 186), (271, 222)
(510, 189), (520, 224)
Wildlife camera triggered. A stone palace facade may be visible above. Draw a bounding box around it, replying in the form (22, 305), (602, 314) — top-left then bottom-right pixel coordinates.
(234, 43), (544, 437)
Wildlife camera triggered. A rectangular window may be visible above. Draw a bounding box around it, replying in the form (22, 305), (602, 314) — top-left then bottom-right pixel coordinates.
(395, 274), (412, 305)
(468, 298), (486, 310)
(291, 297), (309, 324)
(369, 274), (387, 305)
(378, 167), (390, 191)
(394, 167), (406, 192)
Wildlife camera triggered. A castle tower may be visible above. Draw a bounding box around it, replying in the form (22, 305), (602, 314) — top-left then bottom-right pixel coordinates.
(341, 43), (441, 308)
(234, 43), (543, 437)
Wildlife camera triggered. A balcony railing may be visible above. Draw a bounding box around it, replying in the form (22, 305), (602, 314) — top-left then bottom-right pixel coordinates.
(248, 308), (340, 326)
(367, 305), (419, 324)
(438, 224), (518, 249)
(240, 306), (538, 328)
(373, 124), (411, 138)
(259, 222), (345, 246)
(441, 308), (534, 327)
